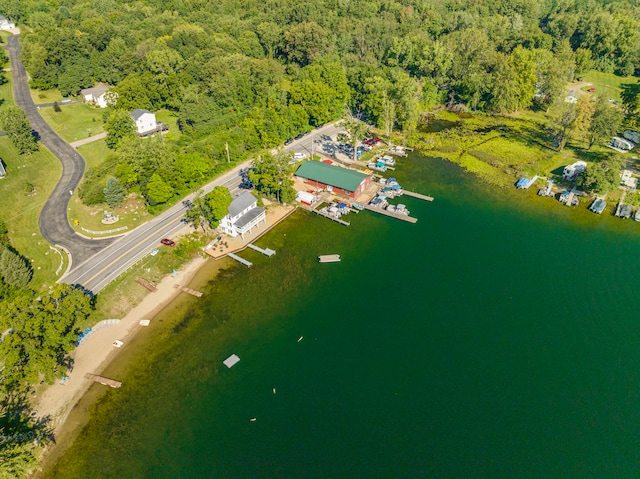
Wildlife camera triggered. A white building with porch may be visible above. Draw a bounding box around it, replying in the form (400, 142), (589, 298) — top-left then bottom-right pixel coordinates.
(219, 192), (266, 239)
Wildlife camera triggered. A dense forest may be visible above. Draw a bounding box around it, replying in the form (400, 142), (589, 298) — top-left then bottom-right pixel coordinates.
(2, 0), (640, 209)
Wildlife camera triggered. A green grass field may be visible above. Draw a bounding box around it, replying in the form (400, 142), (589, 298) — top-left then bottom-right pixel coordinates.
(0, 137), (66, 288)
(30, 88), (64, 105)
(156, 109), (181, 140)
(0, 71), (14, 110)
(78, 138), (111, 170)
(39, 103), (105, 143)
(580, 70), (638, 101)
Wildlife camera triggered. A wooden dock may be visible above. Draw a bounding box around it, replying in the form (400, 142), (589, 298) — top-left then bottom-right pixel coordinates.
(228, 253), (253, 267)
(318, 254), (341, 263)
(312, 208), (350, 226)
(247, 243), (276, 256)
(84, 373), (122, 389)
(402, 190), (434, 202)
(135, 278), (157, 292)
(364, 204), (418, 223)
(173, 284), (203, 297)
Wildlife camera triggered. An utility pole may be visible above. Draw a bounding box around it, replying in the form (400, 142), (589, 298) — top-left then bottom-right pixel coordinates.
(311, 134), (314, 160)
(225, 142), (230, 163)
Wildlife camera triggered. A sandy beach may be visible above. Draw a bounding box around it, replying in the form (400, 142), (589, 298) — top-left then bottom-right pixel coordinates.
(35, 203), (297, 436)
(34, 254), (210, 434)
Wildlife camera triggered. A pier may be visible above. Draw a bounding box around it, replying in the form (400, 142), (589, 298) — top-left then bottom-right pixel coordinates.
(84, 373), (122, 389)
(173, 284), (203, 297)
(402, 190), (434, 202)
(311, 208), (350, 226)
(247, 243), (276, 256)
(228, 253), (253, 267)
(364, 205), (418, 223)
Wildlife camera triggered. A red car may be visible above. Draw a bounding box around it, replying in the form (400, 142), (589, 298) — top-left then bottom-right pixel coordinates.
(160, 238), (175, 246)
(587, 87), (596, 92)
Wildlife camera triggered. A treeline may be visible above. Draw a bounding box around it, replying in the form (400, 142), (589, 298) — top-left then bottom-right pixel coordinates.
(0, 219), (93, 477)
(2, 0), (640, 209)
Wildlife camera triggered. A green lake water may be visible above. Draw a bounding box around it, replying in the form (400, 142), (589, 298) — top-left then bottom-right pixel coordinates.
(45, 156), (640, 478)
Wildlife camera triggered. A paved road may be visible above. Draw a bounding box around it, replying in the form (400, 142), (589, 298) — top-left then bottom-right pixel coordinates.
(62, 122), (345, 293)
(7, 34), (113, 268)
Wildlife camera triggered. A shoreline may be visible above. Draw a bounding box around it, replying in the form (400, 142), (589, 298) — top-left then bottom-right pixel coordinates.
(34, 254), (211, 435)
(34, 204), (297, 474)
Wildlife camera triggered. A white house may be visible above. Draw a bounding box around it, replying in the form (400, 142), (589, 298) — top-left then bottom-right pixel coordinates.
(562, 161), (587, 181)
(0, 160), (6, 178)
(0, 16), (15, 30)
(219, 192), (266, 239)
(80, 83), (111, 108)
(130, 109), (158, 135)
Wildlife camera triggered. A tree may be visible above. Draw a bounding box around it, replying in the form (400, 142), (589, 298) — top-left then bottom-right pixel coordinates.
(283, 22), (330, 66)
(145, 173), (173, 205)
(576, 157), (623, 195)
(339, 112), (369, 162)
(250, 152), (295, 203)
(103, 176), (126, 208)
(104, 109), (136, 149)
(0, 284), (92, 387)
(0, 107), (37, 154)
(587, 98), (624, 149)
(0, 246), (32, 288)
(185, 191), (209, 234)
(553, 102), (578, 151)
(203, 186), (233, 228)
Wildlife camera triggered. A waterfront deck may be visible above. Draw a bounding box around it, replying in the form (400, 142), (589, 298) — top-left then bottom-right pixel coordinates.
(311, 208), (350, 226)
(402, 190), (434, 202)
(228, 253), (253, 267)
(84, 373), (122, 389)
(364, 204), (418, 223)
(173, 284), (203, 297)
(247, 243), (276, 256)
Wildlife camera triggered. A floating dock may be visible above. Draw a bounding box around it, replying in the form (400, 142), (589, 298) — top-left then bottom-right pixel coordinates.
(402, 190), (434, 202)
(318, 254), (341, 263)
(364, 205), (418, 223)
(223, 354), (240, 368)
(312, 208), (350, 226)
(84, 373), (122, 389)
(228, 253), (253, 267)
(247, 243), (276, 256)
(173, 284), (203, 297)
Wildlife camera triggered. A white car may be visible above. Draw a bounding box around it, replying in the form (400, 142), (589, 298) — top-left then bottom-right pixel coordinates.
(293, 152), (307, 160)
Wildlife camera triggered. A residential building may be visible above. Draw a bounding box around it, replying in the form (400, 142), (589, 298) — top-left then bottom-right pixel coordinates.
(130, 109), (158, 135)
(294, 161), (371, 199)
(80, 83), (111, 108)
(219, 192), (266, 239)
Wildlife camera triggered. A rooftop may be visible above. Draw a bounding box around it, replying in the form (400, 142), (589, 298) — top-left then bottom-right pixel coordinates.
(295, 161), (369, 192)
(80, 83), (110, 97)
(131, 108), (152, 120)
(228, 191), (257, 217)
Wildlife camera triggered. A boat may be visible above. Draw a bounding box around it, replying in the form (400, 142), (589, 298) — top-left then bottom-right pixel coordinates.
(589, 199), (607, 214)
(297, 336), (304, 342)
(634, 210), (640, 222)
(352, 203), (364, 211)
(250, 418), (257, 422)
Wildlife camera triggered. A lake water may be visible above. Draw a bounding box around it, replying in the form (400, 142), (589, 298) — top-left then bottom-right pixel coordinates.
(45, 156), (640, 478)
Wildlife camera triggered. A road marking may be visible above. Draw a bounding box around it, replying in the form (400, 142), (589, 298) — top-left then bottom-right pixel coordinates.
(83, 215), (184, 286)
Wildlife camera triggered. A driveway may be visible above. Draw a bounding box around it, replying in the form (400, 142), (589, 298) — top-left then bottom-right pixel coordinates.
(7, 34), (113, 270)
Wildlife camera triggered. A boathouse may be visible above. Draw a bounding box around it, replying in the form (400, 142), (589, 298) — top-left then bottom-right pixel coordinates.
(219, 191), (266, 239)
(295, 161), (371, 199)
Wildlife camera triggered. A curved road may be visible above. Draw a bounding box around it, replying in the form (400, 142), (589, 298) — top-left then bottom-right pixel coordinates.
(7, 35), (113, 269)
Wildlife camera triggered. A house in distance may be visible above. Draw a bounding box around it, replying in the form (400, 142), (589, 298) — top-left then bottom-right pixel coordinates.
(130, 109), (169, 137)
(80, 83), (111, 108)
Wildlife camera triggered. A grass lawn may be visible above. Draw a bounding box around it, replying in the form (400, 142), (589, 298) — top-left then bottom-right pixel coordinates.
(68, 193), (152, 237)
(78, 138), (111, 170)
(580, 70), (638, 101)
(0, 137), (67, 289)
(156, 109), (181, 140)
(30, 88), (64, 105)
(0, 71), (14, 111)
(39, 103), (105, 143)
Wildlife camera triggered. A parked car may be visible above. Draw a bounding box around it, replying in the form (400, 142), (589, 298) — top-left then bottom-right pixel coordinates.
(284, 138), (293, 145)
(587, 87), (596, 92)
(160, 238), (175, 246)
